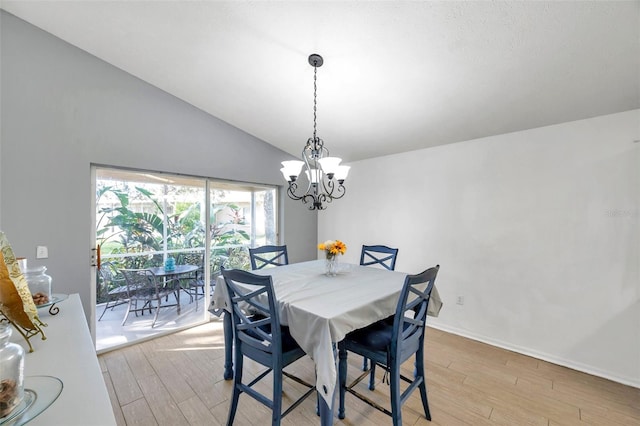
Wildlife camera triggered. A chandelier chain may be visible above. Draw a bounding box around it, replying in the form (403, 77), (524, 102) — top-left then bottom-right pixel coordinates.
(313, 61), (318, 142)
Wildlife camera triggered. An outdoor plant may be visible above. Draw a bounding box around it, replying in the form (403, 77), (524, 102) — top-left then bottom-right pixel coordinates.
(96, 185), (165, 254)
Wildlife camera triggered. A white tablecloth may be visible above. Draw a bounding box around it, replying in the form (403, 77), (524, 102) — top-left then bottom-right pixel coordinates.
(212, 260), (442, 406)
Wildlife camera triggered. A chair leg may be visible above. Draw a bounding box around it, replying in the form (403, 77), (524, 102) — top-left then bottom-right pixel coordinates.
(226, 349), (243, 426)
(182, 286), (193, 303)
(362, 356), (368, 371)
(98, 301), (110, 321)
(272, 368), (283, 426)
(416, 353), (431, 420)
(389, 361), (402, 426)
(369, 363), (377, 390)
(338, 342), (347, 419)
(223, 312), (234, 380)
(151, 298), (161, 328)
(193, 285), (199, 311)
(121, 301), (132, 326)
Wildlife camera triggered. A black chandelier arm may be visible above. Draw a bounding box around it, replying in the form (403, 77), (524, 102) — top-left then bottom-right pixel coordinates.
(286, 181), (326, 210)
(313, 192), (328, 210)
(303, 194), (323, 210)
(334, 181), (346, 199)
(286, 181), (307, 202)
(287, 177), (316, 200)
(321, 178), (347, 200)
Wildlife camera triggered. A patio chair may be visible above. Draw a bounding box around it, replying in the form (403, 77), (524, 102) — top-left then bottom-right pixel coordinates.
(97, 261), (129, 321)
(338, 265), (440, 425)
(120, 269), (179, 327)
(176, 251), (205, 310)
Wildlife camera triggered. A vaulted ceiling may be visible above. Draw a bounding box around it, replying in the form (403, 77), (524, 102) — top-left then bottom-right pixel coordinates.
(2, 1), (638, 162)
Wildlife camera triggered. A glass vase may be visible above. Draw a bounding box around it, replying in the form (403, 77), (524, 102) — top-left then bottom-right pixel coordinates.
(164, 256), (176, 272)
(325, 256), (338, 277)
(0, 324), (25, 418)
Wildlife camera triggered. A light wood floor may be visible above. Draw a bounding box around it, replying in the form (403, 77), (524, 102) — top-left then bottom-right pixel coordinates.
(98, 319), (640, 425)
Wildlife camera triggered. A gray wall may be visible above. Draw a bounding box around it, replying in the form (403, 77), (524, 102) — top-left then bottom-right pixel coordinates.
(0, 11), (317, 326)
(320, 110), (639, 387)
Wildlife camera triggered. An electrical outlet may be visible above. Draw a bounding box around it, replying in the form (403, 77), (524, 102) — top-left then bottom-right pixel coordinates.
(456, 296), (464, 305)
(36, 246), (48, 259)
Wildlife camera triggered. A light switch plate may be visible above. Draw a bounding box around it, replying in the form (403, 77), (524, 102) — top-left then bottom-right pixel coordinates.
(36, 246), (48, 259)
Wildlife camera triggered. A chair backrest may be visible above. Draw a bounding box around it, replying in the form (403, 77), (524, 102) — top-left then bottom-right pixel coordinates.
(98, 261), (120, 283)
(97, 261), (125, 295)
(221, 268), (283, 365)
(390, 265), (439, 360)
(360, 245), (399, 270)
(177, 251), (204, 268)
(120, 269), (160, 299)
(177, 251), (204, 278)
(248, 245), (289, 270)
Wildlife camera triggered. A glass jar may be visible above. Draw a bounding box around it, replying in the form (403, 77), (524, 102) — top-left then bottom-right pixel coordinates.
(0, 324), (25, 418)
(24, 266), (52, 306)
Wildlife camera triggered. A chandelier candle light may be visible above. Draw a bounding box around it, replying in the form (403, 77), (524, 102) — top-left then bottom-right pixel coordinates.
(281, 54), (350, 210)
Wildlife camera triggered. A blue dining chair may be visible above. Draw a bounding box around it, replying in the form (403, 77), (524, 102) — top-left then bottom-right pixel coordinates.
(221, 268), (315, 426)
(360, 244), (399, 271)
(249, 245), (289, 270)
(359, 244), (399, 373)
(338, 265), (440, 426)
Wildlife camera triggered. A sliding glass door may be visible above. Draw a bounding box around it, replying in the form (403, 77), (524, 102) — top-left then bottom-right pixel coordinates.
(93, 166), (278, 351)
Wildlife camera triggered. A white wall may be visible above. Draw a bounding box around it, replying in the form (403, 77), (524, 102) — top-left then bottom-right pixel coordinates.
(0, 11), (318, 327)
(320, 110), (640, 387)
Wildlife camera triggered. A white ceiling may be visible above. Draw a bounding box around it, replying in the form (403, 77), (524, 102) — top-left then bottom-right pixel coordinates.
(2, 1), (639, 162)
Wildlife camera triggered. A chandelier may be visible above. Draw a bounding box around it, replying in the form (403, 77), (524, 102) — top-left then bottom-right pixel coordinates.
(280, 54), (350, 210)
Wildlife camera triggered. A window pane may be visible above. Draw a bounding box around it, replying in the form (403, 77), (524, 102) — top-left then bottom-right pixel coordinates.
(96, 168), (205, 270)
(254, 188), (277, 246)
(97, 168), (277, 274)
(209, 184), (277, 272)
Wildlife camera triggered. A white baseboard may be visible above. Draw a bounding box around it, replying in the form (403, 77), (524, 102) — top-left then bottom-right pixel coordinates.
(428, 323), (640, 390)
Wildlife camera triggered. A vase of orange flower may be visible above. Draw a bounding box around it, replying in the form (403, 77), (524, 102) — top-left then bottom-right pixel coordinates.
(318, 239), (347, 276)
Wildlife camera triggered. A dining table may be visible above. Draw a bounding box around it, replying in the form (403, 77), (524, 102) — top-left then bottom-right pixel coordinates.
(146, 264), (200, 314)
(212, 259), (442, 425)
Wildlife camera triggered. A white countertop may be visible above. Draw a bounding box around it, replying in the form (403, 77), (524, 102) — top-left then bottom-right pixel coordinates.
(10, 293), (116, 426)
